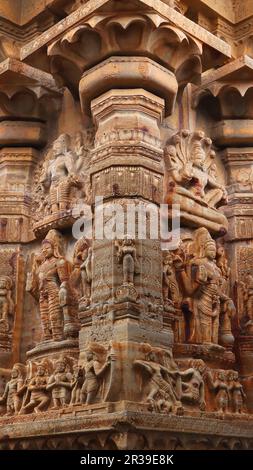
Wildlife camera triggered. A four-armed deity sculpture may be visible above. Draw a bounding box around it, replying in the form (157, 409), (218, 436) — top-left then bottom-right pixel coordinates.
(173, 228), (235, 346)
(164, 130), (228, 233)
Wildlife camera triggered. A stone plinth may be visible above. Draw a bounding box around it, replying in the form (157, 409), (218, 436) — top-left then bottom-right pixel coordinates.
(0, 403), (253, 450)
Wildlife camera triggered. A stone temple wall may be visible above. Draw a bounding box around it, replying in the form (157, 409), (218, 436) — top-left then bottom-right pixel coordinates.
(0, 0), (253, 451)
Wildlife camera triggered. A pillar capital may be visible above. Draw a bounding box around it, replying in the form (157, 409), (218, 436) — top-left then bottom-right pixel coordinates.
(193, 55), (253, 147)
(0, 58), (62, 148)
(20, 0), (231, 107)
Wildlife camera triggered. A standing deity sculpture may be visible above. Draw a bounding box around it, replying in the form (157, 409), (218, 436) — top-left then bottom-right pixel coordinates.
(47, 356), (73, 409)
(0, 275), (14, 333)
(39, 134), (82, 214)
(27, 229), (78, 342)
(70, 237), (92, 308)
(81, 348), (111, 405)
(216, 243), (231, 297)
(70, 364), (84, 405)
(215, 244), (235, 348)
(239, 274), (253, 334)
(227, 371), (246, 414)
(0, 364), (26, 416)
(175, 228), (235, 345)
(164, 130), (228, 233)
(207, 370), (229, 416)
(115, 237), (140, 302)
(162, 250), (181, 308)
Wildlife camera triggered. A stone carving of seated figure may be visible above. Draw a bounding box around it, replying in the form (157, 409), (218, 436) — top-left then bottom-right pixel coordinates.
(164, 130), (228, 235)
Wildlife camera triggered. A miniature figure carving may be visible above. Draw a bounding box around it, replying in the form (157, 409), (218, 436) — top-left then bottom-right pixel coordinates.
(71, 237), (93, 305)
(59, 279), (80, 339)
(219, 297), (235, 348)
(81, 349), (111, 405)
(115, 237), (140, 301)
(228, 371), (246, 414)
(0, 275), (14, 332)
(115, 236), (139, 285)
(239, 274), (253, 334)
(162, 250), (181, 308)
(47, 357), (73, 409)
(207, 370), (229, 415)
(27, 229), (77, 342)
(134, 350), (183, 414)
(39, 134), (82, 214)
(20, 360), (51, 414)
(70, 364), (84, 405)
(0, 364), (26, 416)
(216, 244), (230, 294)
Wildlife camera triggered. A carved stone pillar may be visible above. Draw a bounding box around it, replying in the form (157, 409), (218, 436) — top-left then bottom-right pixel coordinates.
(16, 0), (234, 415)
(2, 0), (252, 451)
(78, 57), (177, 402)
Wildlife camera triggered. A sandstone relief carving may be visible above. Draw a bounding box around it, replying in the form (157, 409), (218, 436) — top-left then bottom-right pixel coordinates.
(207, 369), (247, 416)
(115, 237), (140, 302)
(134, 350), (223, 414)
(26, 229), (79, 343)
(180, 359), (206, 411)
(239, 274), (253, 334)
(162, 249), (182, 309)
(0, 276), (14, 335)
(0, 363), (26, 416)
(0, 249), (20, 352)
(31, 131), (92, 235)
(81, 347), (111, 405)
(70, 237), (93, 309)
(0, 347), (113, 415)
(0, 0), (253, 452)
(20, 360), (52, 414)
(134, 349), (184, 415)
(171, 228), (235, 346)
(47, 356), (73, 409)
(164, 130), (228, 234)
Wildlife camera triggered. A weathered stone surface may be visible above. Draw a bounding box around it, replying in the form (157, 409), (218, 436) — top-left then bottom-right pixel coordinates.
(0, 0), (253, 451)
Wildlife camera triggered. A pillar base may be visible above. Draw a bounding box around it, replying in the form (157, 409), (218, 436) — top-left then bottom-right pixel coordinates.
(0, 403), (252, 450)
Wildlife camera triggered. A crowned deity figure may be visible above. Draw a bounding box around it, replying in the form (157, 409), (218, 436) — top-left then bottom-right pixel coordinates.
(164, 130), (228, 234)
(27, 229), (76, 342)
(39, 134), (83, 214)
(175, 228), (235, 345)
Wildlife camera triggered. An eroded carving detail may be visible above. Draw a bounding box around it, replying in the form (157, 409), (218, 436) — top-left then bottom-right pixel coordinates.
(115, 237), (140, 302)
